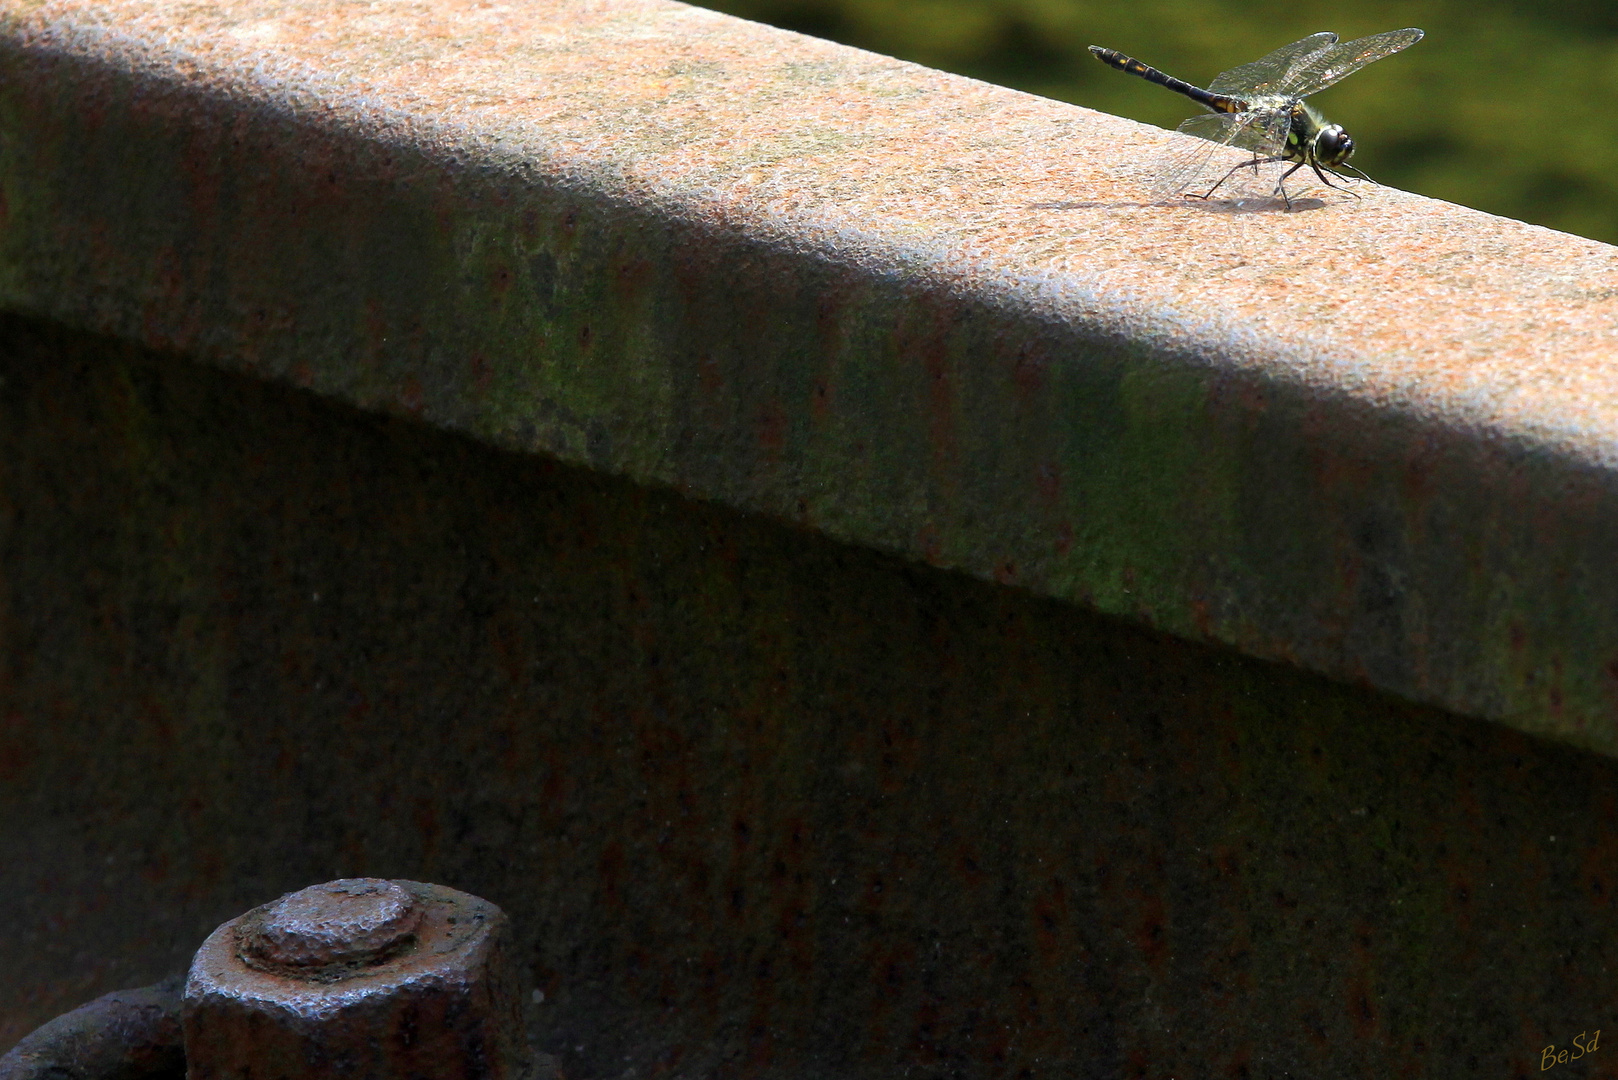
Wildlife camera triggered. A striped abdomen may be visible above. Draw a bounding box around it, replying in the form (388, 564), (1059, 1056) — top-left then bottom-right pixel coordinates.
(1088, 46), (1246, 114)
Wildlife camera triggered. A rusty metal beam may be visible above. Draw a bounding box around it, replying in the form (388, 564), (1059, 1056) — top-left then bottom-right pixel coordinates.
(2, 0), (1616, 752)
(1, 316), (1615, 1075)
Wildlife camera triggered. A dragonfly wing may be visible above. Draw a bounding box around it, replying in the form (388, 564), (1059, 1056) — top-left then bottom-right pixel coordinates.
(1150, 109), (1291, 199)
(1177, 108), (1289, 153)
(1281, 28), (1424, 97)
(1207, 32), (1336, 97)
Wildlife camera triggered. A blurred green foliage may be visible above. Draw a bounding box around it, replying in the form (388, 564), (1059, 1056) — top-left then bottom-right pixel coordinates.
(690, 0), (1618, 245)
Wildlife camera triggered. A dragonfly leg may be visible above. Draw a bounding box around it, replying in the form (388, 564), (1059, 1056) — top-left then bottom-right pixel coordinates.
(1187, 154), (1286, 203)
(1337, 162), (1377, 185)
(1273, 162), (1307, 209)
(1306, 160), (1363, 201)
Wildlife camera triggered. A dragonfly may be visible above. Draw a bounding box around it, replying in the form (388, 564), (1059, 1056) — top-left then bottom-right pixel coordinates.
(1089, 29), (1423, 207)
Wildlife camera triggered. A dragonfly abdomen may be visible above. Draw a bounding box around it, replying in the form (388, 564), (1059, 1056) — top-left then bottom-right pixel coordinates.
(1087, 46), (1246, 114)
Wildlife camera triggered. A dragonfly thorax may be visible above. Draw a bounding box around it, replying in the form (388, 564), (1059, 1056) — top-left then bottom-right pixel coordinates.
(1286, 101), (1355, 167)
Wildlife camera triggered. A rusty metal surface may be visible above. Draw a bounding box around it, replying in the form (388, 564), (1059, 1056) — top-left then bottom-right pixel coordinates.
(0, 0), (1615, 753)
(0, 977), (183, 1080)
(185, 879), (525, 1080)
(1, 315), (1617, 1078)
(232, 879), (424, 974)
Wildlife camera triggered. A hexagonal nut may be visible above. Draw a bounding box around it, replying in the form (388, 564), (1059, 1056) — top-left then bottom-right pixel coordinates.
(183, 879), (524, 1080)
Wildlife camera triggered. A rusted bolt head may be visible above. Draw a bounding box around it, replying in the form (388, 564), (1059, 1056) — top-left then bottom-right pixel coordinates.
(183, 879), (524, 1080)
(237, 878), (423, 975)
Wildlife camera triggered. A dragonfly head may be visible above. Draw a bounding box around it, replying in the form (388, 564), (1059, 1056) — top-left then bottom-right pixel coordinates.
(1314, 124), (1355, 167)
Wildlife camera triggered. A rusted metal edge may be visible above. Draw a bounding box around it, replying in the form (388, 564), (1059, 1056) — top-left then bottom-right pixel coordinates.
(2, 0), (1618, 752)
(0, 977), (183, 1080)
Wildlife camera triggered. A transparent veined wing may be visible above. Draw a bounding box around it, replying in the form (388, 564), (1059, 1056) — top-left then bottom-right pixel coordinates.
(1149, 108), (1292, 199)
(1279, 28), (1424, 98)
(1207, 32), (1337, 97)
(1177, 108), (1290, 154)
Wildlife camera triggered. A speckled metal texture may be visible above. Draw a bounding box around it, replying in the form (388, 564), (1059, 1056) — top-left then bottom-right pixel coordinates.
(185, 879), (524, 1080)
(234, 879), (423, 973)
(1, 0), (1615, 754)
(2, 316), (1618, 1079)
(0, 977), (183, 1080)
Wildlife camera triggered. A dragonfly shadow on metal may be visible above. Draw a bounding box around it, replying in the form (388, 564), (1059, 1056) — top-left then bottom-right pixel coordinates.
(1028, 196), (1329, 214)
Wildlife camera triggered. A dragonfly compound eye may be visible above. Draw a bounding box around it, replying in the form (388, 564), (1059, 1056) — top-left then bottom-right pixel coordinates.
(1317, 125), (1354, 165)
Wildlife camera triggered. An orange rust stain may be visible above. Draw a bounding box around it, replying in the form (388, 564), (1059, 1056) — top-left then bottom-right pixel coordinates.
(613, 256), (652, 298)
(1346, 975), (1378, 1039)
(1549, 655), (1566, 717)
(696, 353), (722, 393)
(1130, 892), (1168, 970)
(1011, 342), (1047, 399)
(1345, 920), (1379, 1040)
(953, 844), (986, 889)
(141, 850), (172, 885)
(810, 380), (831, 422)
(362, 299), (387, 369)
(1031, 876), (1068, 958)
(469, 351), (492, 392)
(399, 375), (425, 414)
(181, 126), (223, 227)
(917, 523), (942, 564)
(756, 399), (787, 457)
(1054, 520), (1074, 556)
(597, 840), (626, 909)
(1582, 822), (1618, 910)
(414, 798), (440, 864)
(0, 708), (28, 781)
(1035, 460), (1060, 505)
(1190, 596), (1215, 637)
